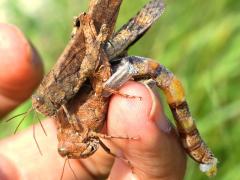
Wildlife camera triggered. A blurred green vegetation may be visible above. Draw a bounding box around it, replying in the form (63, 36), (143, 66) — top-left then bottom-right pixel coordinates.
(0, 0), (240, 179)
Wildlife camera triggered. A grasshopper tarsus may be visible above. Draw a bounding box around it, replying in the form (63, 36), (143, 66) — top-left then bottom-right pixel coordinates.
(91, 132), (139, 141)
(104, 87), (142, 100)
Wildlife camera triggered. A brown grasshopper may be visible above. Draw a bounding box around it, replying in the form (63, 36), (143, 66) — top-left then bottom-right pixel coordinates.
(54, 0), (165, 158)
(30, 0), (164, 159)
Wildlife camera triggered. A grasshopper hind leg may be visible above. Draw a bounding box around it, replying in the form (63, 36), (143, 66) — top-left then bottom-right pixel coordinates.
(113, 56), (217, 176)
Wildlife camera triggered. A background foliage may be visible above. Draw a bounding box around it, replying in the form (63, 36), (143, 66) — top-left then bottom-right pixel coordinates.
(0, 0), (240, 179)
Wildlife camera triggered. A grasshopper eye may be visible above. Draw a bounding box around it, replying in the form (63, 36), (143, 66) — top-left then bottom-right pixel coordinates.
(32, 95), (44, 105)
(58, 147), (69, 157)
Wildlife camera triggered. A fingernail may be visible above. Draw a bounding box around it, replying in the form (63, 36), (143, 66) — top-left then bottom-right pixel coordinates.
(144, 83), (172, 133)
(156, 116), (172, 133)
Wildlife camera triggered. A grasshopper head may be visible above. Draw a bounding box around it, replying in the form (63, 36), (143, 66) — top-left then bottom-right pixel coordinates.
(32, 93), (57, 117)
(57, 129), (99, 158)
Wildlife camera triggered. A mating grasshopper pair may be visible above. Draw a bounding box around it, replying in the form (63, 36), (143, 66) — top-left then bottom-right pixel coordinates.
(28, 0), (217, 177)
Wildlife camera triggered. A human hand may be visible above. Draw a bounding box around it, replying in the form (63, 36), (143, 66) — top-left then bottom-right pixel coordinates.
(0, 23), (186, 180)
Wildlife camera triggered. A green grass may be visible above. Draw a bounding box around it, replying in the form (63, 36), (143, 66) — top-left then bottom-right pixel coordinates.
(0, 0), (240, 179)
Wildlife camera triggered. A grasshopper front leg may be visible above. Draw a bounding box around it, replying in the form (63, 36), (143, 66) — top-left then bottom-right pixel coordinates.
(107, 56), (217, 176)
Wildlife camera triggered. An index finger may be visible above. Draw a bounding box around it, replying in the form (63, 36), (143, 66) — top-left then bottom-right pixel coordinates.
(0, 23), (43, 117)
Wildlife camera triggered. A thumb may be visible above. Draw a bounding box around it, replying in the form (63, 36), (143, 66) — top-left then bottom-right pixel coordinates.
(0, 23), (43, 117)
(107, 81), (186, 179)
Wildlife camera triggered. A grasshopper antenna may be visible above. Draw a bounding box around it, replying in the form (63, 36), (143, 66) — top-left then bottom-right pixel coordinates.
(67, 158), (78, 180)
(60, 157), (68, 180)
(32, 115), (43, 156)
(13, 107), (33, 134)
(5, 111), (28, 122)
(36, 111), (47, 136)
(60, 158), (78, 180)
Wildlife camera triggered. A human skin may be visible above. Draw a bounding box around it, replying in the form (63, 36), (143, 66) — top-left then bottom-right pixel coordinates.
(0, 23), (186, 180)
